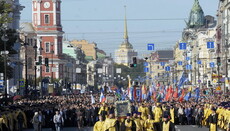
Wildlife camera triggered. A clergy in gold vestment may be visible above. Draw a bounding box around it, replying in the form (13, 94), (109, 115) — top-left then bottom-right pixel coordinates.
(153, 114), (175, 131)
(94, 115), (105, 131)
(138, 104), (147, 120)
(120, 113), (136, 131)
(208, 108), (218, 131)
(103, 111), (119, 131)
(144, 114), (155, 131)
(153, 104), (162, 123)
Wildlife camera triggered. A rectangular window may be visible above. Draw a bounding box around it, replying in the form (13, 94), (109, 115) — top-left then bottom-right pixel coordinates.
(46, 66), (50, 73)
(44, 14), (50, 24)
(45, 42), (50, 53)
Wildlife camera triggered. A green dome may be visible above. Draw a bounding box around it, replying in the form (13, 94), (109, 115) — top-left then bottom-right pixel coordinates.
(188, 0), (205, 28)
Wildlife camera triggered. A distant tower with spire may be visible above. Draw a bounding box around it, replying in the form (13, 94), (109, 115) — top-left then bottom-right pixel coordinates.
(115, 6), (137, 66)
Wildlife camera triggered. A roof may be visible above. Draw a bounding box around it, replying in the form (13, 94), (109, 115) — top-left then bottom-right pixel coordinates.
(157, 50), (174, 60)
(20, 22), (35, 33)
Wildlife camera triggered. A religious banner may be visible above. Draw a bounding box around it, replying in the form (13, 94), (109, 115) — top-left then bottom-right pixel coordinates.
(114, 100), (131, 117)
(106, 96), (115, 103)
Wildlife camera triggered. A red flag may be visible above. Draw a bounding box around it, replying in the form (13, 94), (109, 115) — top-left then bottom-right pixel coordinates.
(165, 86), (173, 101)
(173, 88), (178, 98)
(179, 89), (185, 102)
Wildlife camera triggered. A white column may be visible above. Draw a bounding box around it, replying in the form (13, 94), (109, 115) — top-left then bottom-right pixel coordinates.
(37, 1), (41, 25)
(53, 2), (57, 25)
(54, 36), (58, 55)
(56, 64), (59, 79)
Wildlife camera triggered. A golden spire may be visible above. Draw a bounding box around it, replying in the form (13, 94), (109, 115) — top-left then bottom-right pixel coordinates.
(124, 5), (129, 43)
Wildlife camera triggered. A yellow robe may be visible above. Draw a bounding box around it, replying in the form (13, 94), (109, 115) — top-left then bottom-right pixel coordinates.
(124, 119), (133, 131)
(98, 107), (108, 115)
(138, 106), (147, 120)
(93, 121), (104, 131)
(170, 108), (175, 123)
(162, 121), (170, 131)
(134, 118), (143, 131)
(103, 118), (117, 131)
(153, 107), (162, 122)
(144, 119), (155, 131)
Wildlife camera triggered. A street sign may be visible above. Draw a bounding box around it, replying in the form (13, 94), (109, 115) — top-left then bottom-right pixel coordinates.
(207, 42), (215, 49)
(160, 62), (166, 66)
(216, 86), (221, 91)
(147, 43), (155, 51)
(186, 65), (192, 70)
(19, 80), (25, 88)
(0, 80), (3, 89)
(143, 62), (148, 67)
(197, 60), (202, 65)
(179, 43), (187, 50)
(213, 79), (217, 84)
(186, 57), (190, 61)
(165, 66), (171, 71)
(144, 67), (149, 73)
(178, 61), (183, 65)
(209, 62), (215, 68)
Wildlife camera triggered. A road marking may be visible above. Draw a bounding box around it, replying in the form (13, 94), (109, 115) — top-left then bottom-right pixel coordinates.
(177, 129), (181, 131)
(192, 125), (196, 127)
(175, 126), (178, 128)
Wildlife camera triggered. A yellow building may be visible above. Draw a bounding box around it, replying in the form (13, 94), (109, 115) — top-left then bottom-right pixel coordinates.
(70, 40), (97, 60)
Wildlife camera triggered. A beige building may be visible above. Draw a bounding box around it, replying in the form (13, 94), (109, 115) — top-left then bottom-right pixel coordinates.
(115, 10), (137, 66)
(70, 40), (97, 61)
(147, 50), (174, 86)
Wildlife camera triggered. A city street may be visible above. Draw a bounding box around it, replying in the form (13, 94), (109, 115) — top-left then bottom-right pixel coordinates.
(24, 125), (225, 131)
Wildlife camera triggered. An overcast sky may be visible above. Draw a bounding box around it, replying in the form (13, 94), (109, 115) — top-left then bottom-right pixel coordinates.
(20, 0), (219, 57)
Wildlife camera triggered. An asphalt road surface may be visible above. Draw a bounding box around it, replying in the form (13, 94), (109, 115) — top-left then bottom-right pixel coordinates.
(24, 125), (226, 131)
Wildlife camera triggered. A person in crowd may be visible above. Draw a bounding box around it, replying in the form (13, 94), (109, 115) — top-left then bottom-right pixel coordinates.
(103, 111), (120, 131)
(53, 111), (64, 131)
(178, 105), (184, 125)
(32, 112), (40, 131)
(93, 115), (105, 131)
(120, 113), (136, 131)
(208, 108), (218, 131)
(154, 114), (175, 131)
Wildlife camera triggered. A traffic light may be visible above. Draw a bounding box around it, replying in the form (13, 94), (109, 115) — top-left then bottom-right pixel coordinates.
(133, 57), (137, 67)
(38, 56), (42, 65)
(130, 64), (134, 67)
(45, 58), (49, 67)
(217, 57), (221, 66)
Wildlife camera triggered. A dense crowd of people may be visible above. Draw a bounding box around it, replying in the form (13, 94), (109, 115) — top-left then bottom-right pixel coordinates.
(0, 91), (229, 131)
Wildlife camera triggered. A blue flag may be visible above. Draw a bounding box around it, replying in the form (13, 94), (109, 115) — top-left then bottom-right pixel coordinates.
(184, 92), (191, 101)
(195, 88), (200, 102)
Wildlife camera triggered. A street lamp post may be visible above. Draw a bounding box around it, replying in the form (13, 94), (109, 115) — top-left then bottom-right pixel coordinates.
(24, 37), (29, 97)
(1, 34), (9, 99)
(33, 39), (38, 96)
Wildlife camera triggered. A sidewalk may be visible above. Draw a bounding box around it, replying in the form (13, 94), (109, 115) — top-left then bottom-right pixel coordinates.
(24, 127), (93, 131)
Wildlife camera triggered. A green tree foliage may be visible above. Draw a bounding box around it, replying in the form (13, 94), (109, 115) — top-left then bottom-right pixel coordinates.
(0, 1), (12, 25)
(114, 62), (146, 88)
(0, 1), (17, 79)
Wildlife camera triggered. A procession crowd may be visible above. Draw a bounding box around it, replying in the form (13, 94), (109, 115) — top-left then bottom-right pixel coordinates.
(0, 92), (229, 131)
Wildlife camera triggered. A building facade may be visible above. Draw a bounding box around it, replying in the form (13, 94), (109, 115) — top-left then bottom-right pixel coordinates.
(146, 50), (174, 86)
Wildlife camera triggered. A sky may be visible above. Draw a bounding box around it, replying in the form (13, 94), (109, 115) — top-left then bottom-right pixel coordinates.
(20, 0), (219, 57)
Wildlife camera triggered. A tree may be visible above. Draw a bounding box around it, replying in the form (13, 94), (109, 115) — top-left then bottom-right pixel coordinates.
(114, 62), (146, 88)
(0, 1), (17, 79)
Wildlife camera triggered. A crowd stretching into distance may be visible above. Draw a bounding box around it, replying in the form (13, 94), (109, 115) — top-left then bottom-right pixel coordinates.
(0, 89), (229, 131)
